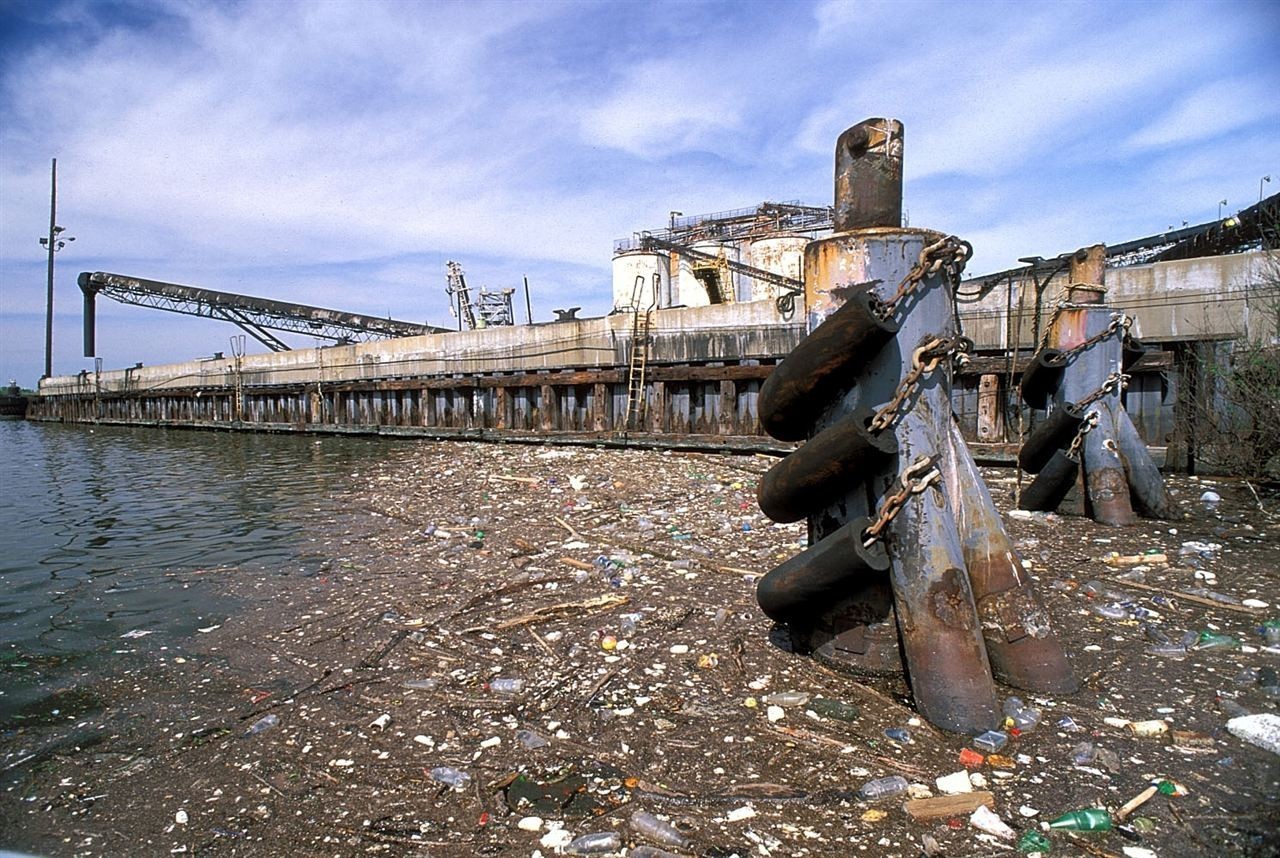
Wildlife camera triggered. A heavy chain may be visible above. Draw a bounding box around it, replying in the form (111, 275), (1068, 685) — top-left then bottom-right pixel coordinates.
(1065, 410), (1100, 460)
(1076, 371), (1129, 410)
(875, 235), (972, 319)
(868, 335), (972, 433)
(1044, 312), (1132, 365)
(862, 455), (943, 547)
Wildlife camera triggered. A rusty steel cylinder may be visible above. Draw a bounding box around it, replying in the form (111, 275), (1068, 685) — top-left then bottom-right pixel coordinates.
(1017, 402), (1084, 474)
(757, 407), (896, 523)
(756, 517), (889, 624)
(948, 420), (1078, 693)
(1019, 349), (1065, 409)
(758, 292), (898, 442)
(834, 118), (904, 231)
(1020, 450), (1080, 512)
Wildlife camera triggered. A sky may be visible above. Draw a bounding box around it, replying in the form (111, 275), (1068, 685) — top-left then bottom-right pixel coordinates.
(1, 0), (1277, 386)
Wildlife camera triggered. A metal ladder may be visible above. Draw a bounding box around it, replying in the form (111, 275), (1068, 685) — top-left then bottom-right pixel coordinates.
(623, 274), (658, 432)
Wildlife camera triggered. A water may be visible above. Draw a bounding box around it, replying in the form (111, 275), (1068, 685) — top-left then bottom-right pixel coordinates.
(0, 420), (387, 728)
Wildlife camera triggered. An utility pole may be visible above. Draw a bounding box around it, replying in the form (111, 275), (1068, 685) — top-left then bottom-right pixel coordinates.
(43, 159), (56, 380)
(39, 159), (74, 379)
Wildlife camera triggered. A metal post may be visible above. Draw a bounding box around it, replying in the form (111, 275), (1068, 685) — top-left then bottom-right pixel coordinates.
(44, 159), (56, 379)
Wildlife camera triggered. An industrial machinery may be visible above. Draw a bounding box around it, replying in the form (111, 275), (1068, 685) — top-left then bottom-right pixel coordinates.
(445, 261), (516, 329)
(78, 271), (442, 355)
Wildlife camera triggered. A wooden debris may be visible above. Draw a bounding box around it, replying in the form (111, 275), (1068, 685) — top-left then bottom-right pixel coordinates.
(903, 790), (995, 821)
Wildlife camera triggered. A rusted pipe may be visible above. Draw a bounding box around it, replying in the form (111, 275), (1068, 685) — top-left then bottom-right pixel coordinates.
(758, 406), (896, 523)
(834, 118), (904, 231)
(947, 420), (1078, 693)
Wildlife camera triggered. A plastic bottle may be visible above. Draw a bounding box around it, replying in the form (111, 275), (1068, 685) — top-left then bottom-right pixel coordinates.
(1047, 808), (1112, 831)
(565, 831), (622, 854)
(1012, 708), (1042, 732)
(1194, 632), (1240, 650)
(429, 766), (471, 788)
(762, 691), (811, 706)
(629, 810), (691, 850)
(973, 730), (1008, 753)
(628, 848), (683, 858)
(515, 729), (547, 749)
(1260, 620), (1280, 646)
(486, 678), (525, 693)
(1002, 697), (1025, 718)
(244, 713), (279, 737)
(402, 678), (439, 691)
(808, 698), (859, 721)
(857, 775), (908, 800)
(1069, 741), (1096, 765)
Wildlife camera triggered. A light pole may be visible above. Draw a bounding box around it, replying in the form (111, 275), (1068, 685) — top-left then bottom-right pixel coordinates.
(1218, 199), (1227, 220)
(39, 158), (74, 380)
(1262, 175), (1272, 204)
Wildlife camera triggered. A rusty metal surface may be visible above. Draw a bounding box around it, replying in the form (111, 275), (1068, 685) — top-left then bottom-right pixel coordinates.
(948, 420), (1077, 693)
(757, 291), (897, 441)
(757, 407), (896, 523)
(834, 118), (903, 231)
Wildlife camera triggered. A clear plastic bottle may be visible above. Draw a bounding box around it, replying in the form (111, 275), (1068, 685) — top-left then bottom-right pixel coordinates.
(857, 775), (908, 800)
(884, 727), (912, 744)
(628, 847), (683, 858)
(629, 810), (690, 849)
(762, 691), (811, 706)
(565, 831), (622, 854)
(429, 766), (471, 788)
(486, 678), (525, 693)
(244, 713), (279, 737)
(515, 729), (547, 749)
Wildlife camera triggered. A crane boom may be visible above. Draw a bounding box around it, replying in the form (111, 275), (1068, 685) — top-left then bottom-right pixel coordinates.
(78, 271), (444, 356)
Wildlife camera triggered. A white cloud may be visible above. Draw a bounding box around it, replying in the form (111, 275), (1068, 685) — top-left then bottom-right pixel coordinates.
(1126, 77), (1280, 151)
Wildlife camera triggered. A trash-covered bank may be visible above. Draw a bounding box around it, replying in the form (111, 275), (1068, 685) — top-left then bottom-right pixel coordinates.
(1, 441), (1277, 857)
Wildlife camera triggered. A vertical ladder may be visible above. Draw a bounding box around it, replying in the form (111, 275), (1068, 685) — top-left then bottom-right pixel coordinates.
(623, 274), (657, 432)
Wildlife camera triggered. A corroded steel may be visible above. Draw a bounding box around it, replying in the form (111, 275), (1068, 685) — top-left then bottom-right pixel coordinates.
(947, 419), (1077, 693)
(756, 517), (889, 624)
(1114, 409), (1175, 518)
(757, 406), (896, 523)
(834, 118), (903, 231)
(757, 291), (897, 441)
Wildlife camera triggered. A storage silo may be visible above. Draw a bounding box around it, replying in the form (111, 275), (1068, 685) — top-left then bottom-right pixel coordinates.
(747, 234), (809, 302)
(611, 250), (670, 311)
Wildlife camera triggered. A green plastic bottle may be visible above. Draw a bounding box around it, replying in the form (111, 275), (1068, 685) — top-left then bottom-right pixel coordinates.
(1047, 808), (1112, 831)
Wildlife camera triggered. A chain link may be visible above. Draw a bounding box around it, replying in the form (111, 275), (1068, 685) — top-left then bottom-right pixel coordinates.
(862, 455), (943, 547)
(1044, 312), (1132, 365)
(868, 335), (971, 433)
(1065, 410), (1100, 460)
(1075, 371), (1129, 410)
(874, 235), (972, 319)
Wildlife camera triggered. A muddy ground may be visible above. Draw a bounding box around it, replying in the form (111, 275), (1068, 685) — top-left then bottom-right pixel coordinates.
(2, 441), (1278, 857)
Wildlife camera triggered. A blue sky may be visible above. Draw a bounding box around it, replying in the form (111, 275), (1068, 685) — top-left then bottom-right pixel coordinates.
(1, 0), (1277, 386)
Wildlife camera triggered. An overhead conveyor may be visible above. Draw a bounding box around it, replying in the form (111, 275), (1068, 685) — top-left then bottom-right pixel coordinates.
(78, 271), (447, 355)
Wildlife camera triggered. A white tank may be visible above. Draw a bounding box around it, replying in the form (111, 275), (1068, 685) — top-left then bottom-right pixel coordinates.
(747, 234), (809, 302)
(677, 240), (741, 306)
(611, 251), (669, 311)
